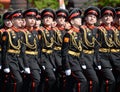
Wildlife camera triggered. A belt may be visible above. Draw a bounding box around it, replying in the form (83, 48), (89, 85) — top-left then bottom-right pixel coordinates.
(99, 48), (110, 52)
(83, 49), (94, 54)
(54, 46), (61, 50)
(68, 50), (80, 57)
(25, 51), (38, 55)
(111, 49), (120, 52)
(99, 48), (120, 53)
(42, 49), (53, 54)
(7, 49), (20, 54)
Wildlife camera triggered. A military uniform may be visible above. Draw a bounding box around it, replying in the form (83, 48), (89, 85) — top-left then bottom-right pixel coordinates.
(111, 7), (120, 92)
(0, 11), (12, 71)
(0, 11), (12, 92)
(80, 6), (100, 92)
(62, 8), (87, 92)
(54, 9), (68, 71)
(53, 9), (69, 92)
(2, 10), (24, 92)
(97, 6), (116, 92)
(38, 8), (56, 92)
(22, 8), (41, 92)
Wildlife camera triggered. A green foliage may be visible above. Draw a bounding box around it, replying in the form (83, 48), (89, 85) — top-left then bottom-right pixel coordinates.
(94, 0), (120, 7)
(0, 3), (4, 9)
(29, 0), (59, 9)
(0, 15), (3, 26)
(28, 0), (33, 3)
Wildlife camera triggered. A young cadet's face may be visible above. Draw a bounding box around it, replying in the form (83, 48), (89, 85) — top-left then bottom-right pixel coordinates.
(25, 16), (36, 27)
(71, 17), (82, 26)
(43, 16), (53, 26)
(85, 14), (97, 25)
(51, 21), (57, 27)
(12, 18), (23, 28)
(4, 19), (12, 28)
(57, 17), (66, 25)
(21, 19), (26, 27)
(114, 17), (120, 25)
(118, 17), (120, 25)
(35, 19), (41, 27)
(102, 15), (113, 24)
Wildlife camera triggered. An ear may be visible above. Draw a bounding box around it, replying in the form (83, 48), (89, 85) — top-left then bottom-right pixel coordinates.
(70, 19), (74, 25)
(11, 18), (15, 24)
(84, 17), (87, 21)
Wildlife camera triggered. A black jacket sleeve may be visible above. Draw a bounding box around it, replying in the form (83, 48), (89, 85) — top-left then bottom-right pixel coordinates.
(1, 32), (9, 68)
(61, 33), (71, 70)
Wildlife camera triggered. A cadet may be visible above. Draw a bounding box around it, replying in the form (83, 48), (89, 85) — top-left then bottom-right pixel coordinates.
(54, 9), (68, 69)
(62, 8), (87, 92)
(0, 11), (13, 30)
(38, 8), (56, 92)
(34, 12), (41, 30)
(97, 6), (116, 92)
(0, 11), (12, 92)
(112, 7), (120, 92)
(0, 11), (12, 72)
(22, 8), (41, 92)
(2, 9), (24, 92)
(53, 8), (69, 92)
(80, 6), (100, 92)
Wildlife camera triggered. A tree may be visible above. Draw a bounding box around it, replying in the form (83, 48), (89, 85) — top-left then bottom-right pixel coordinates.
(28, 0), (59, 9)
(95, 0), (120, 8)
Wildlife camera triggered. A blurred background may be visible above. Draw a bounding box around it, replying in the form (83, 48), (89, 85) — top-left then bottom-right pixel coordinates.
(0, 0), (120, 24)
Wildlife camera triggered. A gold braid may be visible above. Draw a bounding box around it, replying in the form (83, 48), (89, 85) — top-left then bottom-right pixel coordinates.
(113, 28), (120, 46)
(41, 29), (54, 48)
(54, 28), (62, 45)
(70, 32), (82, 51)
(81, 27), (95, 47)
(99, 27), (114, 47)
(23, 31), (37, 49)
(7, 30), (21, 50)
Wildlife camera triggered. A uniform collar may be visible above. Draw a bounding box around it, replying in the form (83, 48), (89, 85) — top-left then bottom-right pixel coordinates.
(118, 26), (120, 30)
(34, 26), (40, 31)
(56, 24), (65, 30)
(101, 23), (114, 30)
(11, 26), (20, 32)
(44, 25), (52, 30)
(71, 26), (80, 33)
(26, 26), (34, 31)
(86, 23), (96, 30)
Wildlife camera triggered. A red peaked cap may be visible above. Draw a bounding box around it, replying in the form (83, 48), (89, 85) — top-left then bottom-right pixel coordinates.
(84, 6), (100, 18)
(115, 7), (120, 18)
(56, 9), (69, 19)
(23, 8), (38, 17)
(101, 6), (116, 18)
(41, 8), (56, 20)
(68, 8), (82, 21)
(9, 9), (23, 19)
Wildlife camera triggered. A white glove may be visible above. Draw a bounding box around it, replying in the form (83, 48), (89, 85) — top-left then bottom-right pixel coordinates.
(42, 66), (45, 70)
(65, 69), (71, 76)
(4, 68), (10, 73)
(98, 65), (102, 70)
(82, 65), (87, 69)
(20, 70), (24, 73)
(0, 65), (2, 70)
(53, 68), (56, 71)
(24, 68), (30, 74)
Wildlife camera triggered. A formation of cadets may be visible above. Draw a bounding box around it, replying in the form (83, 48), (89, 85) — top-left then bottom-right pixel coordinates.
(0, 6), (120, 92)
